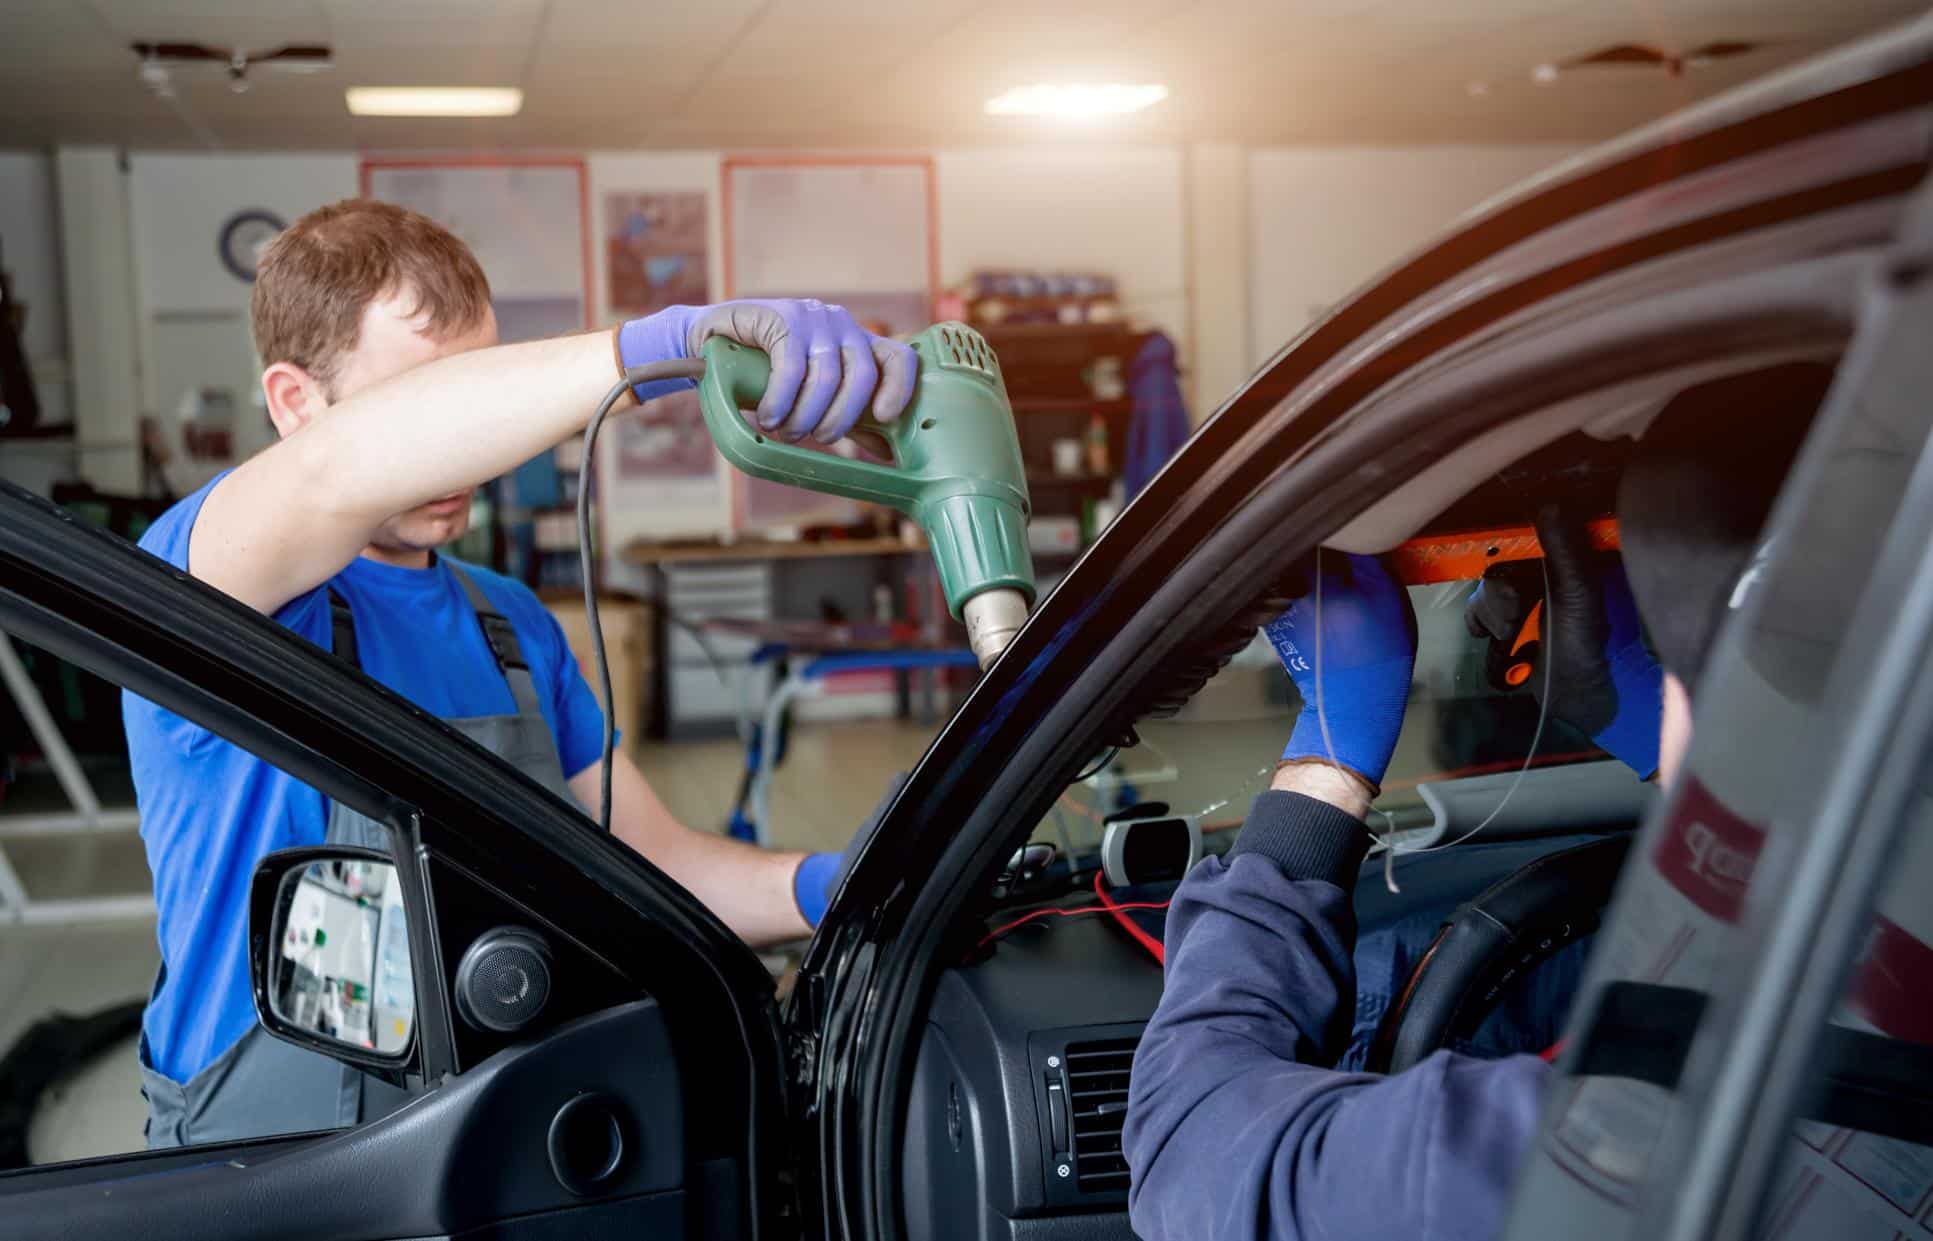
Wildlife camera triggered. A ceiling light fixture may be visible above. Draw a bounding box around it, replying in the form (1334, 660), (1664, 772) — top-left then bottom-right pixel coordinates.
(346, 86), (523, 117)
(984, 83), (1169, 118)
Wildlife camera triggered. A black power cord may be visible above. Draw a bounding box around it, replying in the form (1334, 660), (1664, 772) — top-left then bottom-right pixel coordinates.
(579, 360), (707, 833)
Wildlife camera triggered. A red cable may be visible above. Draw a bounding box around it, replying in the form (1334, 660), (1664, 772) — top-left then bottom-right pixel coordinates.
(1093, 871), (1168, 966)
(1540, 1038), (1567, 1063)
(976, 885), (1172, 952)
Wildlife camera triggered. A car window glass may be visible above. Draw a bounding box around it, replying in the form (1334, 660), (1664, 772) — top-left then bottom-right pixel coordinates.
(1032, 580), (1608, 860)
(1748, 798), (1933, 1240)
(1508, 297), (1932, 1232)
(0, 621), (414, 1166)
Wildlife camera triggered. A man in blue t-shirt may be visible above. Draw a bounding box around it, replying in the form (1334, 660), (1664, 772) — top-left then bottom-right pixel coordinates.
(125, 198), (919, 1147)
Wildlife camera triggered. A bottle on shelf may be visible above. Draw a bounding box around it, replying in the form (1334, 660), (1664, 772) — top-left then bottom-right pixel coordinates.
(1084, 413), (1110, 477)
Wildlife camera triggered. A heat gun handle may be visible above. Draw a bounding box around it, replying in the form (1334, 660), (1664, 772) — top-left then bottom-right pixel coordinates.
(696, 337), (926, 513)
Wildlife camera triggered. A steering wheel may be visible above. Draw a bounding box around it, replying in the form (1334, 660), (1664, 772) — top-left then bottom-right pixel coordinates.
(1365, 834), (1632, 1074)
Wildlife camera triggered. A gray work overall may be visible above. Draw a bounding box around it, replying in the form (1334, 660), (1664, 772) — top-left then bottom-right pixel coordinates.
(140, 564), (575, 1148)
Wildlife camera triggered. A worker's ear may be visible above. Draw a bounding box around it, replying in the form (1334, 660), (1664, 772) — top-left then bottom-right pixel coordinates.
(261, 361), (330, 439)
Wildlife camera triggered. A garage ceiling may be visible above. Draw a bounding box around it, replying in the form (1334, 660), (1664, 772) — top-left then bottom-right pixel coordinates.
(0, 0), (1923, 150)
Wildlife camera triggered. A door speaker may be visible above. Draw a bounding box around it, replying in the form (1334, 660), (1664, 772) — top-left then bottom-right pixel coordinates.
(454, 926), (553, 1033)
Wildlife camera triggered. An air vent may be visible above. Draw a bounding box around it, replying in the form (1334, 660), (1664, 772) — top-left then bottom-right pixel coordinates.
(1064, 1036), (1137, 1193)
(931, 322), (1000, 379)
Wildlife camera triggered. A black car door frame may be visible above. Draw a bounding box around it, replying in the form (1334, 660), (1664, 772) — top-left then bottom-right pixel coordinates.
(0, 484), (792, 1240)
(790, 26), (1933, 1240)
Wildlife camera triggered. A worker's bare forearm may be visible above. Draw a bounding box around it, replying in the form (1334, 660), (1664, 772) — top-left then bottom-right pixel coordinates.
(648, 828), (812, 948)
(192, 331), (625, 614)
(1269, 760), (1375, 820)
(575, 754), (811, 946)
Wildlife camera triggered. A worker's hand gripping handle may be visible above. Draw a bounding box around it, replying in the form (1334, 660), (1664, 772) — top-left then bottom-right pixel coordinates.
(698, 337), (928, 507)
(697, 324), (1037, 635)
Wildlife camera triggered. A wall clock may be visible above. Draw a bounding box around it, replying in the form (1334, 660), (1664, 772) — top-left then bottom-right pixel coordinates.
(218, 209), (286, 282)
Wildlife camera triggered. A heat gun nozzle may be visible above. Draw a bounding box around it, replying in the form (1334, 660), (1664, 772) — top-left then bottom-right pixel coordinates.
(963, 588), (1030, 670)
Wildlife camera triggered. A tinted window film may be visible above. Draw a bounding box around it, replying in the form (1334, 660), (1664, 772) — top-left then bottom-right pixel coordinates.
(1507, 253), (1933, 1236)
(1749, 797), (1933, 1240)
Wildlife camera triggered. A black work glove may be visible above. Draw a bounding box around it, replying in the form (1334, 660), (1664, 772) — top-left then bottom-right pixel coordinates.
(1464, 505), (1663, 778)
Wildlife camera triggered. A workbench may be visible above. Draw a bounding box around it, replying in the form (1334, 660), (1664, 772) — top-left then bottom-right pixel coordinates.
(619, 534), (922, 567)
(620, 534), (953, 741)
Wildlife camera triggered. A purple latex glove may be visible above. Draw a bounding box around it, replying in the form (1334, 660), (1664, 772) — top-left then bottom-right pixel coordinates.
(1263, 552), (1418, 793)
(616, 299), (918, 443)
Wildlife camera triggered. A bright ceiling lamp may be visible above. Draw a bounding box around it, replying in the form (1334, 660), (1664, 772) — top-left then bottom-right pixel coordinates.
(346, 87), (523, 117)
(984, 83), (1168, 118)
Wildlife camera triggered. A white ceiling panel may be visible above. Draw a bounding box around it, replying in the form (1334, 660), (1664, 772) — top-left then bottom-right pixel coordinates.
(537, 0), (768, 51)
(319, 0), (542, 16)
(328, 12), (545, 52)
(1371, 0), (1595, 25)
(334, 43), (529, 84)
(0, 0), (1920, 150)
(701, 0), (975, 83)
(84, 0), (322, 20)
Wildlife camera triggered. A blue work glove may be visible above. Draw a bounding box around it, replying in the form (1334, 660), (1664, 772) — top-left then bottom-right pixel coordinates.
(1464, 506), (1663, 778)
(791, 772), (907, 929)
(794, 851), (843, 929)
(616, 299), (919, 444)
(1263, 552), (1418, 793)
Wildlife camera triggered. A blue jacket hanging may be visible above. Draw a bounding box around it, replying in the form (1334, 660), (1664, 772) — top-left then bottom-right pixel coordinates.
(1124, 331), (1192, 500)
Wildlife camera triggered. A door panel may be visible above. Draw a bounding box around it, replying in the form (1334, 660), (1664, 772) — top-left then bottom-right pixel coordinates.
(0, 484), (788, 1239)
(2, 1000), (685, 1241)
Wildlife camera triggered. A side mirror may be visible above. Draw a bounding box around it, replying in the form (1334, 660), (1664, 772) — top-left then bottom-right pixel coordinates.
(249, 846), (416, 1072)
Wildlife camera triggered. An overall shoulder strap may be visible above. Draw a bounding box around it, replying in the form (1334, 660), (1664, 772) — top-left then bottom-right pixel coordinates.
(327, 588), (360, 670)
(445, 562), (545, 717)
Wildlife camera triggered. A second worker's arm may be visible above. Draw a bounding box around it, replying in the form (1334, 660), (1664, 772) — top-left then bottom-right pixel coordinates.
(1123, 554), (1550, 1241)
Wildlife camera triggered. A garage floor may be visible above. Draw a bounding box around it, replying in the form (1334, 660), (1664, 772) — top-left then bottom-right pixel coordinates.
(5, 718), (939, 1165)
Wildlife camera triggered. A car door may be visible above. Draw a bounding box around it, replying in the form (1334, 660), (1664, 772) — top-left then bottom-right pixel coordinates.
(0, 481), (794, 1241)
(1501, 161), (1933, 1240)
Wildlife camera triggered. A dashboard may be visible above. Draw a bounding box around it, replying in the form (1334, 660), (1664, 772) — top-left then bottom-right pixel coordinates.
(903, 814), (1640, 1241)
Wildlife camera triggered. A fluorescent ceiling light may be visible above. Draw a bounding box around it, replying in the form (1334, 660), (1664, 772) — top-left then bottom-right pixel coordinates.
(346, 87), (523, 117)
(984, 83), (1168, 118)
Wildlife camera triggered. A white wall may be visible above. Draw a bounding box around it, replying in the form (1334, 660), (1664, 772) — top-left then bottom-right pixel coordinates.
(935, 146), (1189, 360)
(586, 151), (725, 324)
(1245, 145), (1580, 370)
(35, 141), (1588, 494)
(0, 151), (67, 375)
(128, 153), (357, 316)
(585, 151), (732, 569)
(127, 153), (356, 473)
(1185, 143), (1248, 421)
(57, 147), (144, 492)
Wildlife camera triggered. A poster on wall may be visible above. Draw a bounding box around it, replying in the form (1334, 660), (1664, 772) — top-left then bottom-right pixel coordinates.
(725, 159), (935, 535)
(606, 191), (709, 317)
(364, 163), (589, 343)
(732, 288), (931, 529)
(613, 388), (714, 482)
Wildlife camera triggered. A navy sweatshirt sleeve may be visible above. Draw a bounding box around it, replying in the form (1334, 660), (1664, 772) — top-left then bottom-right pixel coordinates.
(1122, 790), (1549, 1241)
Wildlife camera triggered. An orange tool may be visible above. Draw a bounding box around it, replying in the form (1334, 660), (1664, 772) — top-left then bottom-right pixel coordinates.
(1390, 516), (1619, 691)
(1388, 516), (1620, 586)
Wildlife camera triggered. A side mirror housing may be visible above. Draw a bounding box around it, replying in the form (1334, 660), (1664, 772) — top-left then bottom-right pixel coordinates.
(249, 846), (417, 1079)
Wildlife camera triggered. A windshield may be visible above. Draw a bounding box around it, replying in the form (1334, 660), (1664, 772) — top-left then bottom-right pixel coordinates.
(1033, 576), (1608, 858)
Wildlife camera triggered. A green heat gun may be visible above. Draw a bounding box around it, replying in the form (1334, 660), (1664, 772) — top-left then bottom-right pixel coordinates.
(695, 322), (1036, 669)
